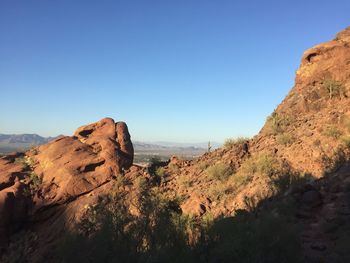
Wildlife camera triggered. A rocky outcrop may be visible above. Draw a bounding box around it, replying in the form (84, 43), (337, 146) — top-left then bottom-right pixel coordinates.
(180, 194), (212, 217)
(30, 118), (133, 209)
(253, 26), (350, 176)
(74, 117), (134, 171)
(0, 118), (134, 254)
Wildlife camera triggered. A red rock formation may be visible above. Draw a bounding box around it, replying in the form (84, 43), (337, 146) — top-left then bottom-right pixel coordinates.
(0, 118), (134, 252)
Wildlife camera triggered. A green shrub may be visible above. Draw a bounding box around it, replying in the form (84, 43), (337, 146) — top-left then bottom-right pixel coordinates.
(14, 155), (35, 170)
(276, 133), (295, 146)
(208, 183), (227, 200)
(323, 125), (342, 139)
(266, 111), (292, 135)
(134, 176), (148, 193)
(205, 163), (233, 182)
(14, 157), (29, 169)
(113, 174), (128, 189)
(57, 186), (197, 263)
(240, 154), (279, 177)
(55, 169), (304, 263)
(223, 137), (249, 148)
(228, 173), (250, 189)
(155, 167), (166, 178)
(256, 155), (278, 176)
(323, 79), (344, 99)
(29, 172), (42, 192)
(178, 175), (193, 188)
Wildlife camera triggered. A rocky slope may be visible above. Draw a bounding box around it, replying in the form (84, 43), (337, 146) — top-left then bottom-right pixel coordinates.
(1, 27), (350, 262)
(152, 26), (350, 262)
(160, 26), (350, 214)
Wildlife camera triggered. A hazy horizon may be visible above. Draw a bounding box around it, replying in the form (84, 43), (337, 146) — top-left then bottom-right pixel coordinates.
(1, 1), (350, 142)
(0, 131), (222, 146)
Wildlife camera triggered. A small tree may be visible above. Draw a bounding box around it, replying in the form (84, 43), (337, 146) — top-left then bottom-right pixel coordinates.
(323, 79), (344, 99)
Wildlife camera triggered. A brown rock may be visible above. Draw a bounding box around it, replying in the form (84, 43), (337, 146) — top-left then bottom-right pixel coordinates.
(74, 118), (134, 171)
(116, 121), (134, 169)
(0, 118), (135, 260)
(181, 194), (211, 216)
(32, 118), (134, 209)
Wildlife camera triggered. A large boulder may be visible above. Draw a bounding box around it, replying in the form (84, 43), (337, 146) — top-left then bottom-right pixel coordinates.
(74, 117), (134, 171)
(0, 118), (135, 251)
(32, 118), (134, 209)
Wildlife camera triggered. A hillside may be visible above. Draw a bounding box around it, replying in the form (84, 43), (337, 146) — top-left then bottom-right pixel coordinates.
(1, 27), (350, 262)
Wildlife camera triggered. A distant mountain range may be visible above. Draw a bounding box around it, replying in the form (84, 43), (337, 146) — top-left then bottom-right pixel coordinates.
(0, 134), (58, 153)
(0, 134), (210, 157)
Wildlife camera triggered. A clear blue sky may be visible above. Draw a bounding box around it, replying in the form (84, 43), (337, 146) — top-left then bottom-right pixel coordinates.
(1, 1), (349, 143)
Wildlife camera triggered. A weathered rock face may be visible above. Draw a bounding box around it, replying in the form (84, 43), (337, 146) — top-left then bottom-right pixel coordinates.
(74, 117), (134, 171)
(116, 121), (134, 169)
(31, 118), (133, 209)
(0, 118), (134, 252)
(253, 26), (350, 176)
(296, 27), (350, 91)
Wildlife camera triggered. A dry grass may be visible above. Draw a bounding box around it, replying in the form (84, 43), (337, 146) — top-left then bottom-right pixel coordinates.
(276, 133), (295, 146)
(205, 163), (233, 182)
(239, 154), (280, 177)
(323, 125), (342, 139)
(223, 137), (249, 148)
(266, 111), (293, 135)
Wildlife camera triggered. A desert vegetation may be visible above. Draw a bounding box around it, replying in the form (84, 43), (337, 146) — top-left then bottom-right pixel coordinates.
(223, 137), (249, 148)
(266, 111), (293, 135)
(205, 163), (233, 182)
(323, 79), (345, 99)
(14, 155), (35, 170)
(323, 125), (342, 139)
(239, 154), (280, 177)
(276, 133), (295, 146)
(53, 176), (304, 263)
(28, 172), (42, 193)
